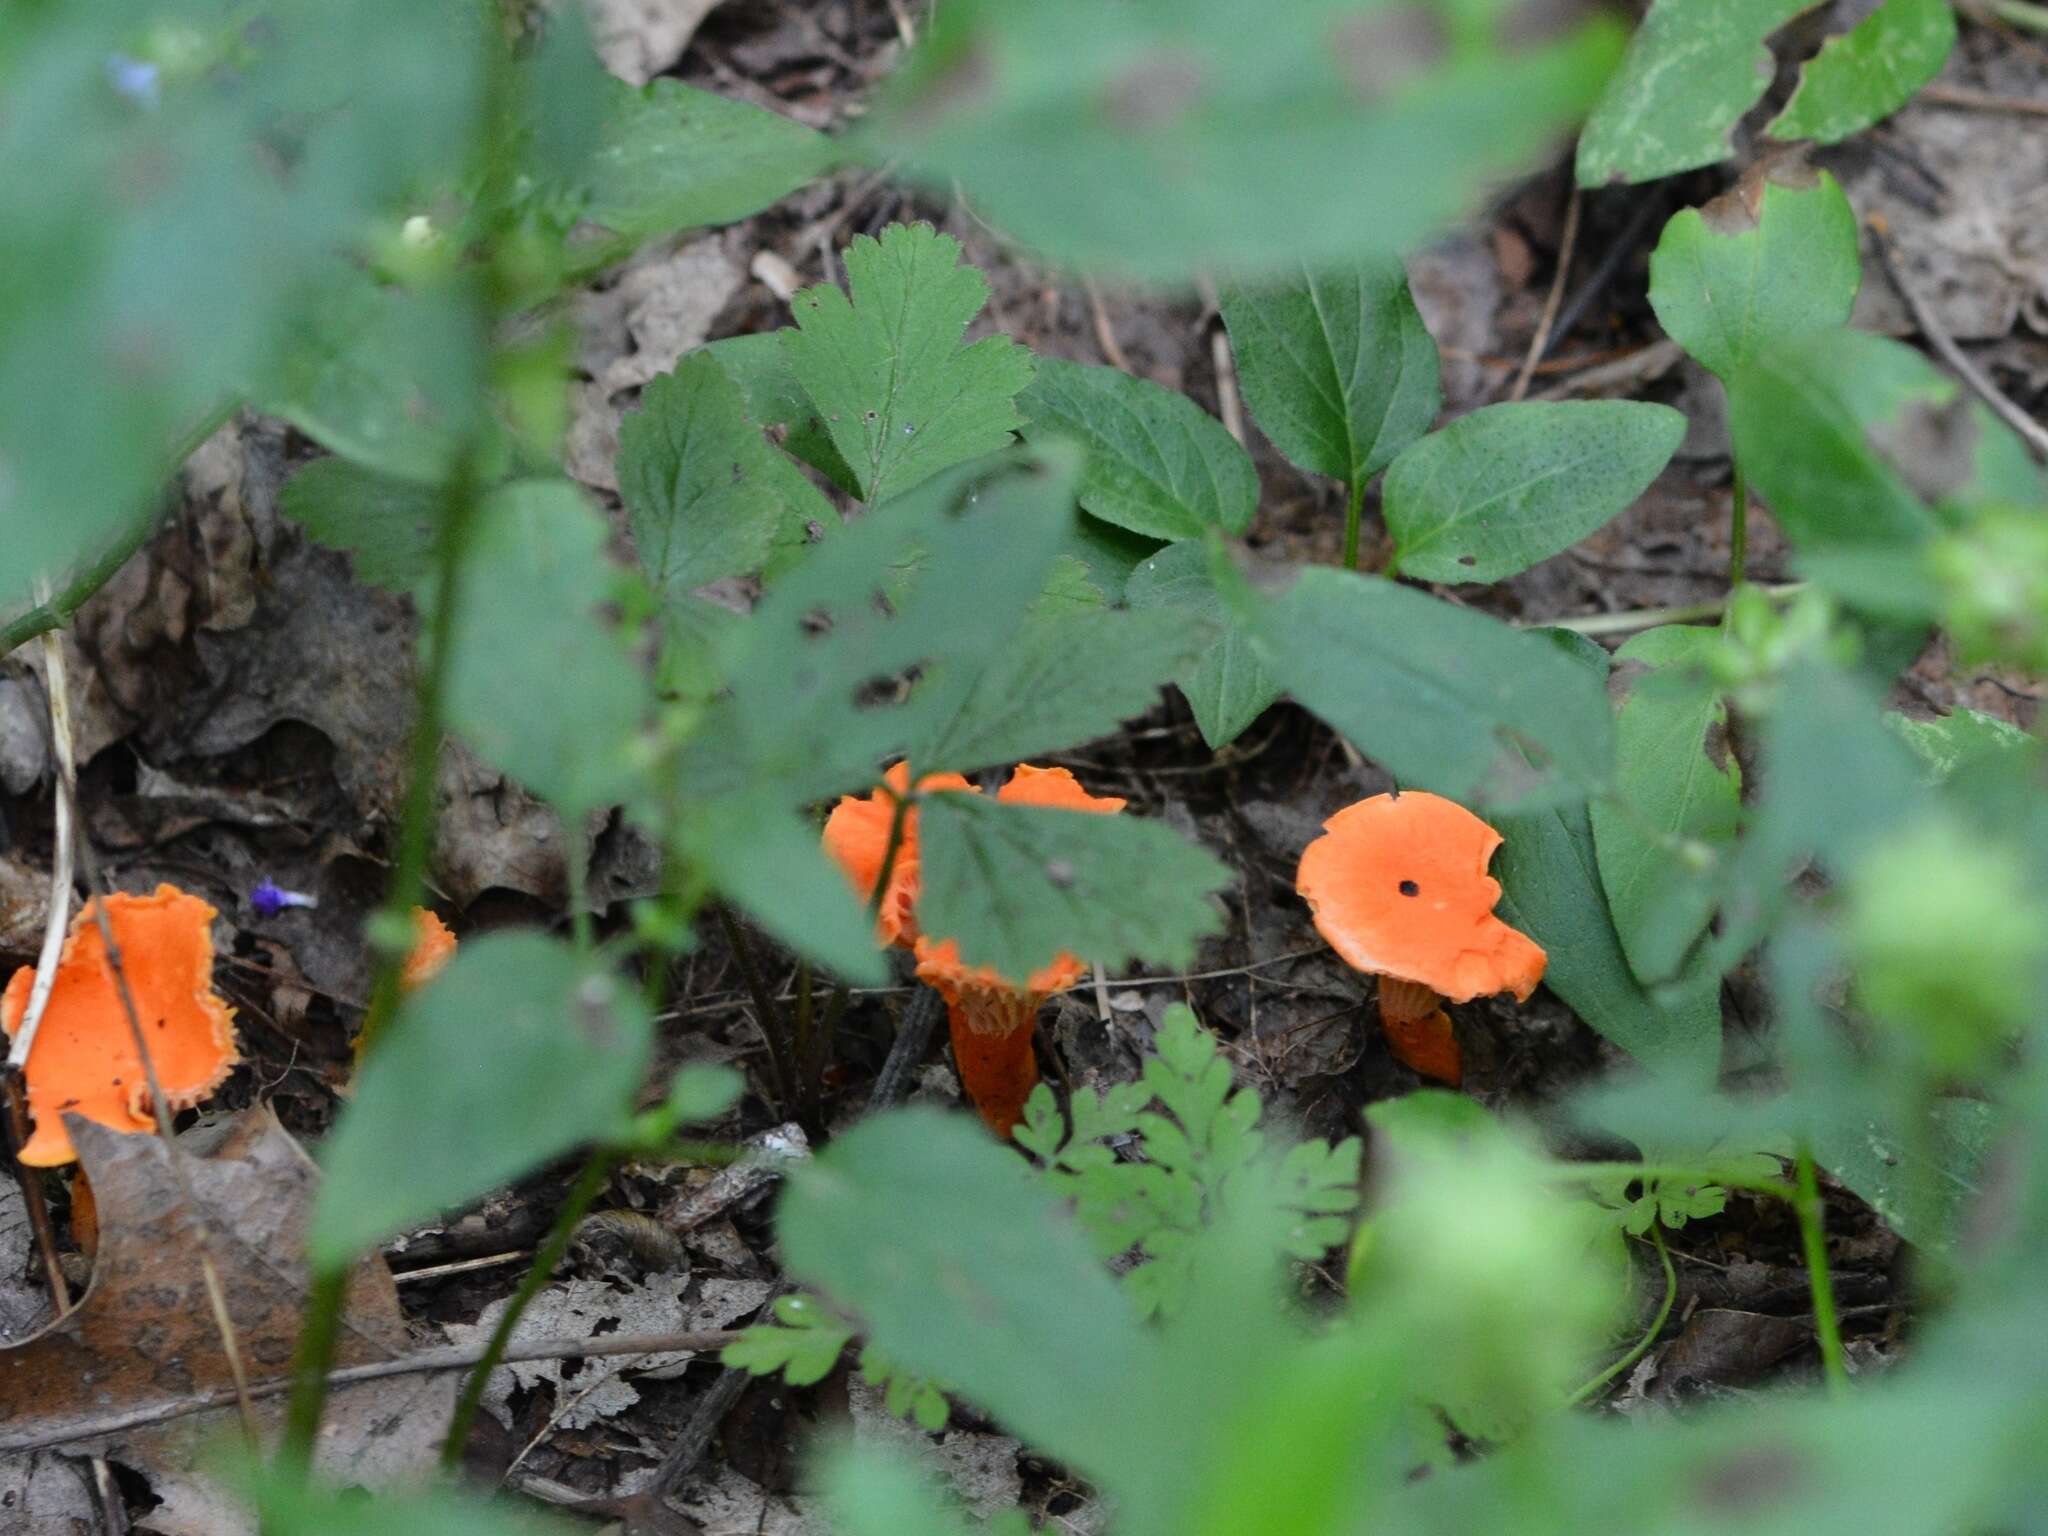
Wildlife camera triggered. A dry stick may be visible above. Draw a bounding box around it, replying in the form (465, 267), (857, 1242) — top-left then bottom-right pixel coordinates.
(1916, 80), (2048, 117)
(1084, 277), (1134, 373)
(1508, 188), (1583, 404)
(1869, 219), (2048, 462)
(1536, 582), (1805, 639)
(1, 1084), (69, 1312)
(0, 1329), (742, 1454)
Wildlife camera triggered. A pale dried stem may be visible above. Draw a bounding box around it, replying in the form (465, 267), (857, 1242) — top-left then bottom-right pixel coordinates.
(8, 593), (76, 1073)
(1509, 188), (1582, 405)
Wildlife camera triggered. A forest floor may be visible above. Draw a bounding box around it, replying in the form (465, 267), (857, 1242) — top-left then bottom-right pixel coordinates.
(1, 1), (2045, 1531)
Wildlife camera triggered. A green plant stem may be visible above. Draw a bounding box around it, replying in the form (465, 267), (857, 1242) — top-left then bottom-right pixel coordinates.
(440, 1149), (617, 1469)
(280, 1264), (351, 1469)
(1540, 582), (1804, 639)
(1728, 459), (1750, 593)
(0, 394), (241, 661)
(1568, 1224), (1676, 1406)
(1989, 0), (2048, 33)
(1794, 1144), (1850, 1397)
(719, 906), (796, 1111)
(1341, 477), (1365, 572)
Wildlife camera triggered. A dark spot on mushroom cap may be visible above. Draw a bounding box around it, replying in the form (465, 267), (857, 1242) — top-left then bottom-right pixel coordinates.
(1399, 880), (1420, 897)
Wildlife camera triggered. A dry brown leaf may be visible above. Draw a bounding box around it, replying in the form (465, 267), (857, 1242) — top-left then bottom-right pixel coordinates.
(0, 1108), (453, 1535)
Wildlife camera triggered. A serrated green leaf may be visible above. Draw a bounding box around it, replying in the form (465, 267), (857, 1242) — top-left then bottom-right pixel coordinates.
(869, 0), (1623, 281)
(909, 606), (1197, 776)
(1383, 401), (1683, 583)
(701, 332), (861, 496)
(723, 1294), (855, 1386)
(1491, 629), (1723, 1081)
(619, 351), (790, 599)
(1888, 707), (2042, 783)
(583, 80), (834, 242)
(1577, 0), (1823, 186)
(1589, 625), (1743, 988)
(1218, 257), (1441, 489)
(280, 457), (440, 591)
(309, 933), (652, 1264)
(1246, 567), (1615, 807)
(1769, 0), (1956, 144)
(784, 223), (1033, 505)
(1649, 167), (1862, 381)
(1126, 542), (1281, 751)
(916, 793), (1228, 982)
(1729, 329), (2045, 565)
(446, 480), (648, 817)
(1017, 356), (1257, 540)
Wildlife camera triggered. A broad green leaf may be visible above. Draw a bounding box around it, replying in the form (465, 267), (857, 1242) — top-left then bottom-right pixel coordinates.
(1815, 1097), (1996, 1250)
(910, 606), (1198, 776)
(1017, 356), (1256, 540)
(1494, 633), (1723, 1081)
(280, 458), (440, 591)
(1769, 0), (1957, 144)
(1729, 329), (2046, 562)
(701, 332), (860, 496)
(784, 223), (1033, 505)
(813, 1441), (976, 1536)
(685, 447), (1081, 807)
(917, 792), (1229, 981)
(309, 933), (652, 1264)
(1589, 626), (1742, 988)
(446, 480), (648, 817)
(1382, 401), (1683, 583)
(1218, 257), (1441, 489)
(1127, 541), (1280, 750)
(1577, 0), (1822, 186)
(1648, 166), (1861, 381)
(676, 791), (887, 985)
(1246, 567), (1615, 806)
(582, 81), (835, 242)
(865, 0), (1624, 281)
(619, 352), (787, 598)
(778, 1108), (1163, 1488)
(1889, 707), (2041, 782)
(245, 1464), (578, 1536)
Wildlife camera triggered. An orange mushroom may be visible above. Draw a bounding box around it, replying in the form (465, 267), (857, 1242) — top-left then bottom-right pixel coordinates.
(1295, 791), (1545, 1087)
(913, 765), (1126, 1137)
(401, 907), (458, 990)
(0, 885), (238, 1167)
(821, 761), (972, 947)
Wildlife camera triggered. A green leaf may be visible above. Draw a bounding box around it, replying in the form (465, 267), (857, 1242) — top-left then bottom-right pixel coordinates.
(916, 792), (1228, 981)
(1889, 707), (2042, 783)
(700, 332), (861, 497)
(582, 81), (835, 242)
(309, 933), (653, 1264)
(1493, 633), (1723, 1081)
(1246, 567), (1615, 807)
(1017, 356), (1257, 540)
(909, 606), (1198, 776)
(280, 458), (440, 591)
(1127, 542), (1281, 750)
(619, 351), (788, 598)
(1769, 0), (1957, 144)
(784, 223), (1033, 506)
(812, 1441), (976, 1536)
(245, 1465), (578, 1536)
(867, 0), (1624, 281)
(1815, 1097), (1996, 1250)
(723, 1293), (856, 1386)
(665, 1061), (745, 1123)
(445, 480), (648, 818)
(1383, 401), (1683, 583)
(778, 1108), (1163, 1489)
(1729, 329), (2045, 562)
(1589, 626), (1742, 988)
(1577, 0), (1823, 186)
(1648, 166), (1862, 381)
(1218, 256), (1442, 489)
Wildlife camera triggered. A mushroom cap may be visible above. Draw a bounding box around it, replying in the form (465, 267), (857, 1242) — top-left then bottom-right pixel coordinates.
(0, 885), (238, 1167)
(401, 908), (458, 990)
(913, 936), (1087, 1033)
(821, 762), (974, 948)
(1296, 791), (1545, 1006)
(994, 762), (1128, 815)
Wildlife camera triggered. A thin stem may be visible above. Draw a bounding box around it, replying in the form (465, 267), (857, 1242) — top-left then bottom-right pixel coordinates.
(793, 959), (817, 1128)
(1728, 459), (1750, 593)
(1341, 477), (1366, 572)
(565, 818), (595, 956)
(441, 1150), (617, 1469)
(869, 789), (913, 926)
(1, 1079), (70, 1310)
(0, 395), (240, 662)
(1794, 1144), (1850, 1397)
(1989, 0), (2048, 36)
(281, 1264), (351, 1466)
(1538, 582), (1805, 639)
(1568, 1224), (1676, 1405)
(1551, 1159), (1796, 1200)
(719, 907), (795, 1111)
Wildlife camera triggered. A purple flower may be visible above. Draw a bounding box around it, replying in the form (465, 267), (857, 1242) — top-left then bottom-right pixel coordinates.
(250, 878), (318, 918)
(104, 54), (161, 110)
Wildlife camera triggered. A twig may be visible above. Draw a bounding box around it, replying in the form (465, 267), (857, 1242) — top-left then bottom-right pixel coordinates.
(1210, 326), (1247, 449)
(1100, 945), (1331, 989)
(8, 601), (77, 1072)
(1535, 338), (1684, 402)
(717, 908), (795, 1112)
(868, 983), (945, 1110)
(1869, 219), (2048, 462)
(1534, 582), (1805, 638)
(0, 1329), (742, 1453)
(1537, 186), (1672, 372)
(1915, 81), (2048, 117)
(1508, 188), (1582, 403)
(1, 1086), (69, 1312)
(1084, 278), (1134, 372)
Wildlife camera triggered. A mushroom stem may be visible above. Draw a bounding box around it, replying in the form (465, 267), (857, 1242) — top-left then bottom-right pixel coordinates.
(1376, 976), (1462, 1087)
(945, 1005), (1040, 1139)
